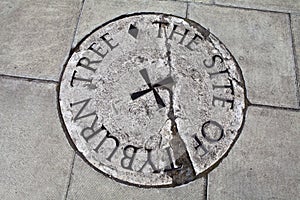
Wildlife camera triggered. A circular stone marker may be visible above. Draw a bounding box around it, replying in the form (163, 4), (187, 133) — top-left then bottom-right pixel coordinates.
(58, 13), (246, 187)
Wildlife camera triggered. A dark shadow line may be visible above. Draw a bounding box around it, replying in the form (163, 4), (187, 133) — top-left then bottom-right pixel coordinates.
(64, 152), (76, 200)
(130, 88), (153, 100)
(185, 2), (190, 19)
(288, 13), (300, 107)
(190, 0), (291, 14)
(250, 103), (300, 111)
(71, 0), (86, 48)
(205, 174), (208, 200)
(57, 0), (86, 83)
(0, 73), (58, 84)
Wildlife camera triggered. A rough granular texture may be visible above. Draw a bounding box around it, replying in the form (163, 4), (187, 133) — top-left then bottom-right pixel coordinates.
(59, 13), (246, 187)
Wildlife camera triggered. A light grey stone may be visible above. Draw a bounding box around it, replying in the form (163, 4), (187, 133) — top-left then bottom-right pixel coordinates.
(0, 0), (81, 81)
(215, 0), (300, 13)
(208, 106), (300, 200)
(59, 14), (245, 186)
(0, 78), (74, 200)
(183, 0), (213, 3)
(67, 155), (206, 200)
(193, 0), (214, 3)
(73, 0), (187, 45)
(189, 4), (299, 108)
(291, 14), (300, 105)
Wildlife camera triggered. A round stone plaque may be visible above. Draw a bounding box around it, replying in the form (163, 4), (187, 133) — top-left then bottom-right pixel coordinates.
(58, 13), (246, 187)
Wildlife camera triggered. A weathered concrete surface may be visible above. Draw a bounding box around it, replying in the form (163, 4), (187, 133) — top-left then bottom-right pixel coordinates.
(66, 155), (206, 200)
(190, 0), (213, 3)
(0, 0), (81, 81)
(73, 0), (187, 45)
(189, 4), (299, 108)
(208, 107), (300, 200)
(0, 78), (74, 200)
(214, 0), (300, 13)
(291, 14), (300, 105)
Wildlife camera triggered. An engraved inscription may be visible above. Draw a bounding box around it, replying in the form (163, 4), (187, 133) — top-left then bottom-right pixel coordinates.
(59, 13), (246, 187)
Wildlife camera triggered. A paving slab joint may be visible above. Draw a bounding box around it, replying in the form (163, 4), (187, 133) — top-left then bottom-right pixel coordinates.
(204, 174), (208, 200)
(71, 0), (86, 48)
(0, 74), (58, 84)
(56, 0), (86, 91)
(185, 2), (190, 18)
(63, 152), (76, 200)
(191, 1), (290, 15)
(249, 103), (300, 112)
(288, 13), (300, 107)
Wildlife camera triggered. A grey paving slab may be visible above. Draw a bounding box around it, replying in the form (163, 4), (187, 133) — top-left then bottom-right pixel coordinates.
(291, 14), (300, 105)
(66, 155), (206, 200)
(73, 0), (187, 45)
(189, 4), (299, 108)
(194, 0), (213, 3)
(215, 0), (300, 13)
(185, 0), (213, 3)
(208, 106), (300, 200)
(0, 78), (74, 200)
(0, 0), (82, 81)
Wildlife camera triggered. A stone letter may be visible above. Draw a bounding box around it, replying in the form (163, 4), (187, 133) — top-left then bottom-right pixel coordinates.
(70, 98), (96, 122)
(168, 24), (189, 44)
(203, 55), (223, 68)
(193, 134), (209, 156)
(163, 146), (182, 171)
(201, 120), (224, 142)
(70, 70), (93, 87)
(185, 34), (203, 51)
(152, 21), (169, 38)
(100, 33), (119, 50)
(93, 128), (120, 162)
(76, 57), (98, 73)
(212, 79), (234, 95)
(212, 96), (234, 109)
(121, 145), (140, 171)
(138, 149), (158, 172)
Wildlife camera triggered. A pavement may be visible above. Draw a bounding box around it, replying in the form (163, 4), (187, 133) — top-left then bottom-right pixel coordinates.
(0, 0), (300, 199)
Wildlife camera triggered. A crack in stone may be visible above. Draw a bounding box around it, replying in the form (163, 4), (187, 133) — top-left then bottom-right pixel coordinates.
(161, 22), (196, 185)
